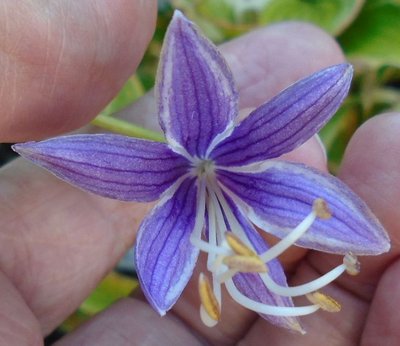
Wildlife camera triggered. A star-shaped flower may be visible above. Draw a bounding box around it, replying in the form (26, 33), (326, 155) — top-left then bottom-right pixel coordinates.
(13, 11), (390, 332)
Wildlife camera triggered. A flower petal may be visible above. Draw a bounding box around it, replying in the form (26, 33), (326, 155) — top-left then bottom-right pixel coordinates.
(157, 11), (238, 158)
(225, 198), (302, 331)
(218, 161), (390, 255)
(12, 134), (190, 202)
(135, 178), (200, 315)
(211, 64), (352, 166)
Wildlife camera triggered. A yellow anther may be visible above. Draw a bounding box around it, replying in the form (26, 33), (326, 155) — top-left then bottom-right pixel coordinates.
(313, 199), (332, 219)
(343, 252), (360, 276)
(306, 292), (341, 312)
(222, 255), (267, 273)
(198, 273), (220, 322)
(225, 232), (256, 257)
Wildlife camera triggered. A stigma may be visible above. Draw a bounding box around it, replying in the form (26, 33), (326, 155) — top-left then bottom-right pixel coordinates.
(190, 184), (360, 332)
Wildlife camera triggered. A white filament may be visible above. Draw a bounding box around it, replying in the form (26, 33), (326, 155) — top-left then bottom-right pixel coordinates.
(225, 279), (320, 316)
(207, 193), (218, 270)
(190, 179), (229, 255)
(260, 264), (347, 297)
(260, 211), (317, 262)
(209, 180), (253, 248)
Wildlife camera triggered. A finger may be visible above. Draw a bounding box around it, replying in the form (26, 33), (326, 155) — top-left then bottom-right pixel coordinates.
(55, 298), (203, 346)
(0, 270), (42, 345)
(243, 113), (400, 344)
(0, 21), (342, 338)
(0, 159), (152, 335)
(361, 258), (400, 344)
(0, 0), (157, 142)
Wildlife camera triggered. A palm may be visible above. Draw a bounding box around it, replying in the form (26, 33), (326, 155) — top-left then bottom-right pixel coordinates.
(1, 2), (399, 345)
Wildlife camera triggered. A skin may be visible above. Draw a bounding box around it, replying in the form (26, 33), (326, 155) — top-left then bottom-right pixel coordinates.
(0, 1), (399, 345)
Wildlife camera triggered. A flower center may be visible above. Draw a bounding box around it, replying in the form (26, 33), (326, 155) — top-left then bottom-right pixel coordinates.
(192, 159), (215, 179)
(189, 178), (360, 332)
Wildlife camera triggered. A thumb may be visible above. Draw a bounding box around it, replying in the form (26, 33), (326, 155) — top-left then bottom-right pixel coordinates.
(0, 0), (157, 142)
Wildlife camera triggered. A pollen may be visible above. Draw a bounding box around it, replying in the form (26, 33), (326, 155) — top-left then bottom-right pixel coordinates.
(222, 254), (267, 273)
(225, 232), (257, 257)
(198, 273), (221, 322)
(343, 252), (361, 276)
(313, 199), (332, 219)
(306, 292), (341, 312)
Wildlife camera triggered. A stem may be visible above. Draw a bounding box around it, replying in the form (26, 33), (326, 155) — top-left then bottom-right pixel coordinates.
(91, 114), (165, 142)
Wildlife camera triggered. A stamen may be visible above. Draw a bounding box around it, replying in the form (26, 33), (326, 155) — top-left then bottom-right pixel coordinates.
(208, 187), (232, 246)
(190, 179), (230, 256)
(223, 255), (267, 273)
(199, 273), (221, 325)
(225, 279), (320, 316)
(190, 237), (230, 255)
(258, 252), (360, 298)
(225, 232), (257, 257)
(260, 263), (347, 297)
(313, 198), (332, 219)
(216, 268), (237, 284)
(208, 179), (253, 248)
(200, 305), (218, 327)
(306, 292), (341, 312)
(260, 210), (316, 262)
(200, 274), (222, 328)
(343, 252), (360, 276)
(260, 198), (329, 263)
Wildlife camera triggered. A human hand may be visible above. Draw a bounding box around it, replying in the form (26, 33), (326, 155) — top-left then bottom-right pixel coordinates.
(1, 3), (399, 346)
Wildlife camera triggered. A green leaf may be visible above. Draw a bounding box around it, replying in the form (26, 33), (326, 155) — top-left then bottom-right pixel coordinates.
(339, 1), (400, 67)
(60, 272), (138, 332)
(320, 100), (361, 173)
(80, 272), (138, 315)
(172, 0), (235, 42)
(259, 0), (364, 35)
(102, 75), (145, 116)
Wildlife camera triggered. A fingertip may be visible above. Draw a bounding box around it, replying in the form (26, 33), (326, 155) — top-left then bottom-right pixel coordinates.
(221, 21), (345, 108)
(340, 112), (400, 182)
(0, 0), (158, 142)
(56, 298), (203, 346)
(339, 113), (400, 235)
(341, 112), (400, 173)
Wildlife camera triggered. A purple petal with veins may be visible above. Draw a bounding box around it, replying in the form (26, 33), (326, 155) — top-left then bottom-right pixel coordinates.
(136, 178), (200, 315)
(211, 64), (352, 166)
(157, 11), (238, 157)
(218, 161), (389, 255)
(12, 134), (190, 202)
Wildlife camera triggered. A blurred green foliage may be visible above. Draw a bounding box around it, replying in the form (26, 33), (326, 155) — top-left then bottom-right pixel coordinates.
(61, 272), (138, 334)
(75, 0), (400, 336)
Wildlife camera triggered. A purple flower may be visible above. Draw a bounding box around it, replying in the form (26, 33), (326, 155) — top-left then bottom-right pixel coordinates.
(13, 11), (389, 333)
